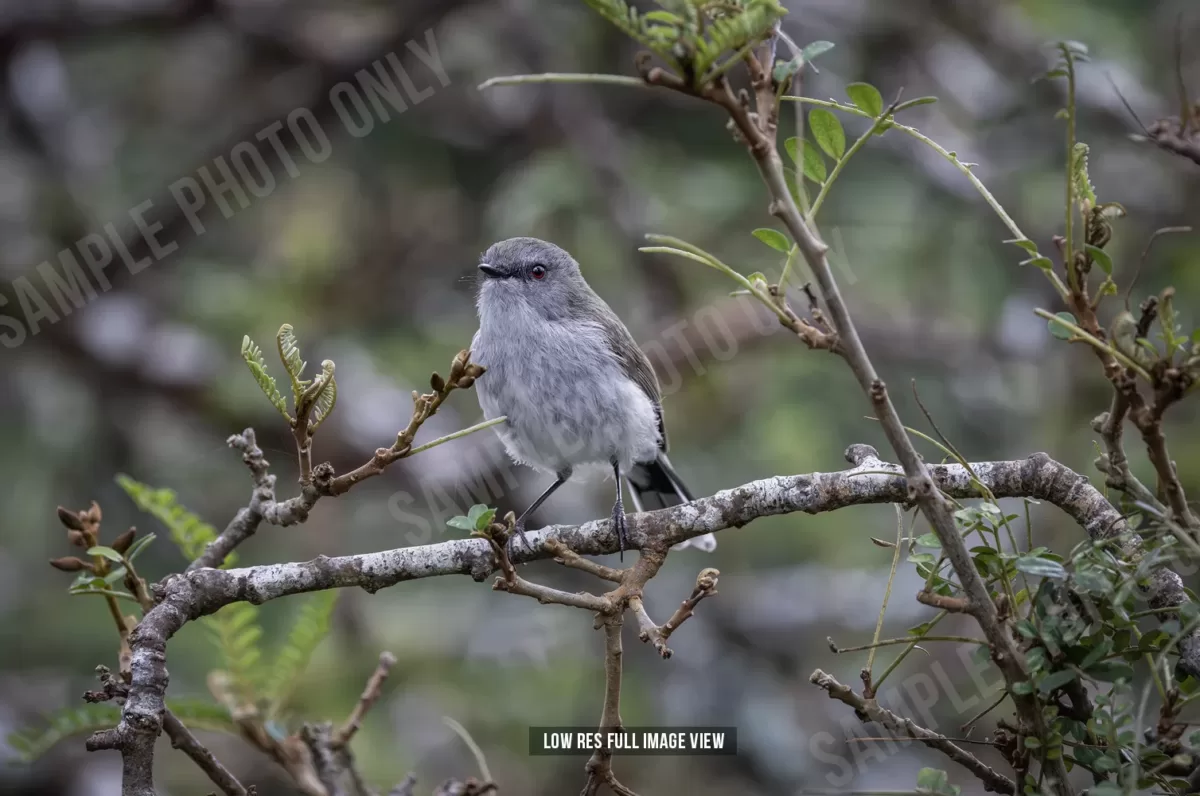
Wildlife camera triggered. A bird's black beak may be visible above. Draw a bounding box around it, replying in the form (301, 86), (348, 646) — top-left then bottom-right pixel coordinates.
(478, 264), (504, 279)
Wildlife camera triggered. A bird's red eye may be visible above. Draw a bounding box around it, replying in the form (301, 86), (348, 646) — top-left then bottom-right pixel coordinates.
(531, 265), (547, 280)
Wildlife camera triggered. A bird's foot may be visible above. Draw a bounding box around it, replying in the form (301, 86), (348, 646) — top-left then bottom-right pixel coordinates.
(506, 517), (535, 562)
(611, 501), (628, 561)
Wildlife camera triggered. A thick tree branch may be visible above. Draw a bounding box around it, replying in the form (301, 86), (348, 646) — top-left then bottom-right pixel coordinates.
(104, 444), (1200, 794)
(811, 669), (1016, 794)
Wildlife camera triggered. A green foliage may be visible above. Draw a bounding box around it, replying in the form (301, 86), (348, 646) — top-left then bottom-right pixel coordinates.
(580, 0), (787, 82)
(1071, 142), (1096, 207)
(243, 323), (340, 431)
(800, 139), (826, 183)
(846, 82), (884, 117)
(752, 228), (790, 253)
(448, 504), (498, 533)
(206, 601), (264, 704)
(7, 699), (236, 763)
(241, 335), (291, 421)
(265, 590), (340, 719)
(276, 323), (309, 396)
(117, 476), (231, 567)
(1085, 244), (1113, 275)
(1047, 312), (1077, 340)
(87, 546), (122, 563)
(307, 360), (338, 431)
(808, 108), (845, 159)
(916, 768), (960, 796)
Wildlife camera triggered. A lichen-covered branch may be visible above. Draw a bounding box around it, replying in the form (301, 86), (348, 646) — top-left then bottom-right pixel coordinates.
(103, 443), (1200, 794)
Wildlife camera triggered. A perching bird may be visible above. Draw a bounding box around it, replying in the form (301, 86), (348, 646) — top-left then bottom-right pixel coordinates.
(471, 237), (715, 558)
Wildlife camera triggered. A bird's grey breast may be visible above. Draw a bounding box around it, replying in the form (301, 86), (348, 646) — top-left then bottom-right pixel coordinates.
(473, 298), (659, 472)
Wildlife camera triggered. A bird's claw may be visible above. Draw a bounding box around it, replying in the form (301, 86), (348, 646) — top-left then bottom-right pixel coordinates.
(506, 519), (535, 562)
(611, 503), (627, 561)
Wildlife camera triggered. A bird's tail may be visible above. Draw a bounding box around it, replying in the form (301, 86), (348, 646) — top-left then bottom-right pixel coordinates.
(625, 453), (716, 552)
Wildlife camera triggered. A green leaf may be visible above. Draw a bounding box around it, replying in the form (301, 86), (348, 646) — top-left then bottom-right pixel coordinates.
(773, 57), (802, 83)
(277, 323), (309, 397)
(123, 532), (156, 562)
(1071, 143), (1096, 205)
(1011, 680), (1034, 695)
(87, 546), (123, 563)
(895, 96), (938, 111)
(1004, 238), (1040, 255)
(642, 10), (680, 23)
(846, 82), (884, 117)
(801, 139), (827, 184)
(447, 516), (476, 531)
(1015, 554), (1067, 579)
(1022, 255), (1054, 271)
(809, 108), (846, 159)
(1047, 312), (1077, 341)
(916, 767), (960, 796)
(784, 136), (800, 166)
(915, 533), (941, 548)
(1038, 668), (1078, 694)
(308, 361), (338, 432)
(265, 590), (339, 718)
(1078, 638), (1112, 671)
(1085, 660), (1134, 683)
(117, 476), (230, 567)
(240, 336), (290, 421)
(753, 228), (791, 253)
(1024, 736), (1042, 749)
(801, 40), (835, 64)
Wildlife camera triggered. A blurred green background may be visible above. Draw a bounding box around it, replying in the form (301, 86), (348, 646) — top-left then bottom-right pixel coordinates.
(0, 0), (1197, 794)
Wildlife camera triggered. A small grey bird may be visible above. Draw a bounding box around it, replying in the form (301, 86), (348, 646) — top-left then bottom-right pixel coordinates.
(471, 237), (715, 557)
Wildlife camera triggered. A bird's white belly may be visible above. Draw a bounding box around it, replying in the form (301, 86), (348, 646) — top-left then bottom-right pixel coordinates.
(473, 325), (660, 474)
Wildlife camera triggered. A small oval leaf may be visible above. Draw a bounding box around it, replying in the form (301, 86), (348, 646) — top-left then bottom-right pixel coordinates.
(753, 228), (791, 253)
(87, 546), (124, 563)
(1085, 244), (1113, 276)
(809, 108), (846, 159)
(1015, 554), (1068, 579)
(801, 139), (827, 184)
(1047, 312), (1077, 341)
(846, 82), (884, 117)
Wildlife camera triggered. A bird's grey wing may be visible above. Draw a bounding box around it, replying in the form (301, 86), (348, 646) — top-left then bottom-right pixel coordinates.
(593, 303), (668, 451)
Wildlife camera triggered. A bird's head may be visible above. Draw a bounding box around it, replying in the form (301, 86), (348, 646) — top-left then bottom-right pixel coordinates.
(475, 237), (587, 318)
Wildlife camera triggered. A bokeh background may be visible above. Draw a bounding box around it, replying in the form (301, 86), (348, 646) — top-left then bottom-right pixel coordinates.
(1, 0), (1198, 794)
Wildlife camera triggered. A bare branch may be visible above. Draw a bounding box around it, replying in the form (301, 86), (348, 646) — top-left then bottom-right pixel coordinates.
(811, 669), (1016, 794)
(334, 652), (398, 748)
(630, 568), (720, 659)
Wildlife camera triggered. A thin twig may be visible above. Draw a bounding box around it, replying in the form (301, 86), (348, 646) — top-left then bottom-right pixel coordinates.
(811, 670), (1016, 794)
(334, 652), (398, 748)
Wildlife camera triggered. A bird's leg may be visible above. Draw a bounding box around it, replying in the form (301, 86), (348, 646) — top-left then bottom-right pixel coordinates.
(611, 459), (627, 561)
(510, 469), (572, 557)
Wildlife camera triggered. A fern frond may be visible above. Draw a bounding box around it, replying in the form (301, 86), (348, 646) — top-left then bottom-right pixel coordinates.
(265, 590), (339, 718)
(694, 0), (786, 78)
(581, 0), (681, 65)
(7, 699), (238, 762)
(165, 697), (242, 734)
(117, 476), (232, 567)
(276, 324), (309, 397)
(7, 704), (122, 762)
(205, 601), (264, 703)
(241, 336), (291, 421)
(308, 362), (338, 431)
